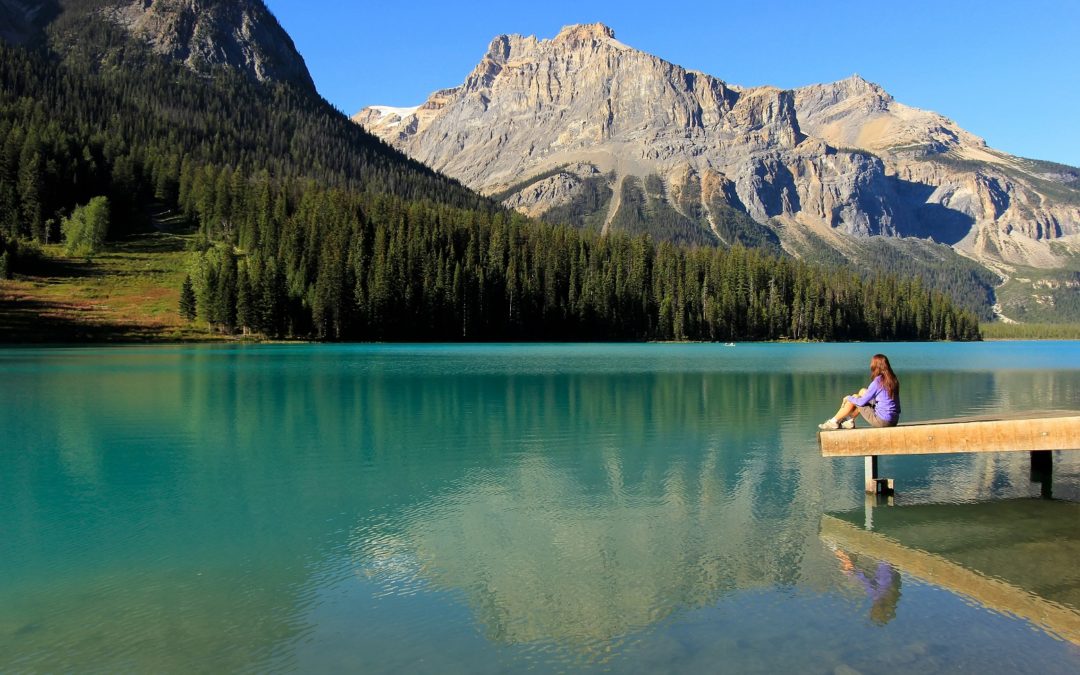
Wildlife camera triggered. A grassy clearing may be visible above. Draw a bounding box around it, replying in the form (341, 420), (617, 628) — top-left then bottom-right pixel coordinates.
(0, 232), (225, 343)
(980, 323), (1080, 340)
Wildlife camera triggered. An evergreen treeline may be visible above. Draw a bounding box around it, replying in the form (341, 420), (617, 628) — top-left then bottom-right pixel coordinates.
(0, 16), (981, 341)
(538, 174), (614, 233)
(853, 239), (999, 321)
(609, 175), (717, 247)
(182, 182), (980, 341)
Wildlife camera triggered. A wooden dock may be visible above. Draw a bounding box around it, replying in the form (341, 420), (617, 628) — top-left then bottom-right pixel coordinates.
(818, 411), (1080, 493)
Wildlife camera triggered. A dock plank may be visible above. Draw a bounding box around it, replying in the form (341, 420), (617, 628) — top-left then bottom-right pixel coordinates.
(819, 411), (1080, 457)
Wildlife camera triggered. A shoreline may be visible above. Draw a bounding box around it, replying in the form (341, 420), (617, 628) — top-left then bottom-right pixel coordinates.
(4, 334), (1076, 347)
(4, 235), (1076, 345)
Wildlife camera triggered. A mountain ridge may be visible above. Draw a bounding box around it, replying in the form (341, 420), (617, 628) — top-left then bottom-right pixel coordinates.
(99, 0), (315, 89)
(356, 23), (901, 242)
(355, 22), (1080, 321)
(4, 0), (316, 90)
(357, 23), (1080, 255)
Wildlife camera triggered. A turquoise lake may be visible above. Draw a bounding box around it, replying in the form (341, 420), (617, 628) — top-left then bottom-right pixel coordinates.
(1, 342), (1079, 673)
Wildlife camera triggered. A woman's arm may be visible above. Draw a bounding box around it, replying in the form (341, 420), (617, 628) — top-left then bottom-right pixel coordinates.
(846, 377), (881, 407)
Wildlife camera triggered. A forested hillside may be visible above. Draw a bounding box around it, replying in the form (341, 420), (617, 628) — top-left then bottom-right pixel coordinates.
(0, 5), (980, 341)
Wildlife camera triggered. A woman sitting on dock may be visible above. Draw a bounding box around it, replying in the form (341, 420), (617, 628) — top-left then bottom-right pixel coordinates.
(819, 354), (901, 430)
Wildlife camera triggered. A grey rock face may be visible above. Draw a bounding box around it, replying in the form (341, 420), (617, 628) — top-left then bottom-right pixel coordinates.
(101, 0), (314, 89)
(354, 24), (903, 245)
(794, 75), (1080, 266)
(499, 163), (602, 217)
(357, 24), (1080, 270)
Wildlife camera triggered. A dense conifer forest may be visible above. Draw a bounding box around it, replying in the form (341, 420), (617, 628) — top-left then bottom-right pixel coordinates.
(0, 14), (981, 341)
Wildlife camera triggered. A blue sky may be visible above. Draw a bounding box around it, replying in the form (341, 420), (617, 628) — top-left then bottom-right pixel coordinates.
(264, 0), (1080, 167)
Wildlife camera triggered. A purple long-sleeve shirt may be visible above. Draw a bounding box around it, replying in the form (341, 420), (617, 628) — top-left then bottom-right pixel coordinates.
(853, 562), (899, 603)
(846, 375), (899, 423)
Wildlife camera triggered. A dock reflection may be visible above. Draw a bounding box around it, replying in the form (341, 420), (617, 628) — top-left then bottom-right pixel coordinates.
(821, 499), (1080, 645)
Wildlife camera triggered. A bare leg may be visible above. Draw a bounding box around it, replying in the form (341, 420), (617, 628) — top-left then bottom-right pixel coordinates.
(831, 388), (867, 421)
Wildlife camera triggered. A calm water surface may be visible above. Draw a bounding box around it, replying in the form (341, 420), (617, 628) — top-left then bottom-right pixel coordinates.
(1, 342), (1079, 673)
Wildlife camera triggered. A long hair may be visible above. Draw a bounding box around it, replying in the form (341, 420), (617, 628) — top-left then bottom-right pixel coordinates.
(871, 354), (899, 401)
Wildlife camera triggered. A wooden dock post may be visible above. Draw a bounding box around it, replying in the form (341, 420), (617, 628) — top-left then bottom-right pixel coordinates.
(1030, 449), (1053, 474)
(1030, 450), (1054, 499)
(864, 455), (894, 495)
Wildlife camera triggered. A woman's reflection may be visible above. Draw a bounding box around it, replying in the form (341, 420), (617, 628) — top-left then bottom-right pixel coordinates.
(833, 547), (902, 625)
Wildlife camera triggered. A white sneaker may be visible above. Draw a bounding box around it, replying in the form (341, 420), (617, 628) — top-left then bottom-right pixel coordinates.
(841, 419), (856, 429)
(818, 418), (839, 430)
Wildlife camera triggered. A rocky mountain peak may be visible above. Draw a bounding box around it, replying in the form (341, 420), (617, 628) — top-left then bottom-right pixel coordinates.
(838, 74), (886, 95)
(795, 74), (893, 117)
(794, 72), (987, 157)
(483, 33), (512, 62)
(355, 25), (860, 232)
(552, 22), (616, 46)
(357, 24), (1080, 276)
(99, 0), (315, 89)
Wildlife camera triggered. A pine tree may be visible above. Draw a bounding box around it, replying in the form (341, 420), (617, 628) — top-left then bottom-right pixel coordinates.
(17, 130), (44, 241)
(236, 266), (253, 335)
(179, 274), (197, 321)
